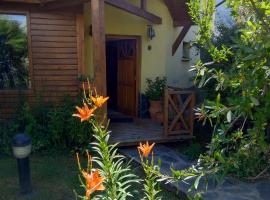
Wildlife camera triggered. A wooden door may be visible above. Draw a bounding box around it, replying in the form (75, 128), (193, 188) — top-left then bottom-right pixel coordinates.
(117, 40), (137, 116)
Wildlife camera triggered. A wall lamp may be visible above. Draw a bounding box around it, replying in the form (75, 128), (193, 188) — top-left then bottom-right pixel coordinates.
(147, 25), (156, 40)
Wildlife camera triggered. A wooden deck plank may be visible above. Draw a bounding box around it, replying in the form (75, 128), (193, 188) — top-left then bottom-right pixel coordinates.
(109, 119), (194, 146)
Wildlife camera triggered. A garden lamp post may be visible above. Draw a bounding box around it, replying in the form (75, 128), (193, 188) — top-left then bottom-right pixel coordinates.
(12, 133), (32, 195)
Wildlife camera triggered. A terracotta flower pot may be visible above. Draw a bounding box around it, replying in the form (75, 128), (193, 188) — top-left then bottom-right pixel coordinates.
(155, 112), (164, 124)
(149, 100), (162, 122)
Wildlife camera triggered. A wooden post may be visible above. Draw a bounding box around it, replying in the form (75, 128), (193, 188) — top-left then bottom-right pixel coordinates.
(91, 0), (107, 115)
(163, 87), (169, 137)
(141, 0), (147, 10)
(188, 93), (196, 136)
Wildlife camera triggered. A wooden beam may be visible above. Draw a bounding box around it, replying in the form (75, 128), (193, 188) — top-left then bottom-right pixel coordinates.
(163, 0), (193, 27)
(41, 0), (89, 10)
(1, 0), (40, 3)
(172, 23), (191, 56)
(0, 0), (57, 3)
(105, 0), (162, 24)
(140, 0), (147, 10)
(91, 0), (107, 114)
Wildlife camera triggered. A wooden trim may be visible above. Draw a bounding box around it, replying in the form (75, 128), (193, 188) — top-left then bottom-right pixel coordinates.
(164, 88), (195, 136)
(136, 36), (142, 118)
(163, 0), (193, 27)
(76, 14), (85, 80)
(42, 0), (89, 10)
(106, 34), (141, 117)
(105, 0), (162, 24)
(0, 10), (34, 94)
(140, 0), (147, 10)
(27, 10), (34, 92)
(172, 23), (192, 56)
(164, 87), (169, 136)
(1, 0), (40, 3)
(0, 3), (83, 13)
(189, 93), (195, 136)
(91, 0), (107, 114)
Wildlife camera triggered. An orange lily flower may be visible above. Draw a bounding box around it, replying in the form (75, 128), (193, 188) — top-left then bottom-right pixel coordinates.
(91, 95), (109, 108)
(138, 141), (155, 157)
(72, 103), (96, 122)
(82, 170), (106, 198)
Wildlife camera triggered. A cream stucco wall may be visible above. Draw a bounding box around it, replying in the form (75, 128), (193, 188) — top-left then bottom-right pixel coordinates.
(84, 0), (198, 92)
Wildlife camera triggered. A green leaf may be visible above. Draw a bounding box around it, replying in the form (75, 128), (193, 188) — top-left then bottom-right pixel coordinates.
(194, 175), (202, 190)
(250, 97), (259, 106)
(227, 110), (232, 123)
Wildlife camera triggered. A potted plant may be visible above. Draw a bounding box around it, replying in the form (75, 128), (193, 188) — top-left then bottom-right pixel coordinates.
(145, 77), (167, 123)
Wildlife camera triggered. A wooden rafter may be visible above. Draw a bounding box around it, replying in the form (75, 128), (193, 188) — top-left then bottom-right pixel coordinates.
(105, 0), (162, 24)
(163, 0), (193, 55)
(40, 0), (88, 9)
(140, 0), (147, 10)
(2, 0), (161, 25)
(172, 23), (191, 56)
(1, 0), (52, 3)
(1, 0), (37, 3)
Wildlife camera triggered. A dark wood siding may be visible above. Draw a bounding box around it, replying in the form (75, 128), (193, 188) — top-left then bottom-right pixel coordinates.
(0, 11), (84, 119)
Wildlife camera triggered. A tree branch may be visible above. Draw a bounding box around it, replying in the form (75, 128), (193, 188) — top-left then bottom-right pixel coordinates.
(216, 0), (226, 8)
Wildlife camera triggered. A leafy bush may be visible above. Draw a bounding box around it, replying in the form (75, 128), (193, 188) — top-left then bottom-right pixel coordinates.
(0, 96), (94, 154)
(182, 143), (203, 160)
(0, 122), (18, 154)
(187, 0), (270, 180)
(145, 77), (167, 101)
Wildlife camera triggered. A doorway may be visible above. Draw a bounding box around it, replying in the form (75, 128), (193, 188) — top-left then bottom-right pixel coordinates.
(106, 36), (140, 118)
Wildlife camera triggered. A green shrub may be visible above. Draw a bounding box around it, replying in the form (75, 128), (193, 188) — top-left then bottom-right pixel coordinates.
(186, 0), (270, 180)
(0, 96), (94, 154)
(182, 143), (203, 160)
(145, 77), (167, 101)
(0, 122), (18, 154)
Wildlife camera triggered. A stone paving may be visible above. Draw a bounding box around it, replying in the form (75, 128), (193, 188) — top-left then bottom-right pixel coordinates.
(119, 144), (270, 200)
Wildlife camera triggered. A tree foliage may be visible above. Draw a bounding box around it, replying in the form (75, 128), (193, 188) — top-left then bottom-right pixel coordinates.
(188, 0), (270, 178)
(0, 16), (29, 89)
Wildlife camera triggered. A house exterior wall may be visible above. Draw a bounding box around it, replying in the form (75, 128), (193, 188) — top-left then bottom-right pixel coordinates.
(84, 0), (198, 92)
(0, 9), (84, 119)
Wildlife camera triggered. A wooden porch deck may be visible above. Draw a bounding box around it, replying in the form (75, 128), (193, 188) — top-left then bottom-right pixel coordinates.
(109, 119), (194, 146)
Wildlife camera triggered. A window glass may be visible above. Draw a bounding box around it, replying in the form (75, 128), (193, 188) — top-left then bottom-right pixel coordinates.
(0, 14), (30, 90)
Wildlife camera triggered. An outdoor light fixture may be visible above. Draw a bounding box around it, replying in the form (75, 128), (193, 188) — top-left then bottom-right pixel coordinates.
(12, 133), (32, 195)
(182, 41), (191, 61)
(147, 25), (156, 40)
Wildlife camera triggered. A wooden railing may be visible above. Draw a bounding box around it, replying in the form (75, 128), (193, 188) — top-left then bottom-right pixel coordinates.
(163, 87), (195, 136)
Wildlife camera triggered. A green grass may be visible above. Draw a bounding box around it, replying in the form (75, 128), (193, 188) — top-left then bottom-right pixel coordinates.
(0, 153), (180, 200)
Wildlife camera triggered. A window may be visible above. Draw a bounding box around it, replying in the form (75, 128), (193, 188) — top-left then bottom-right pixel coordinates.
(0, 14), (30, 90)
